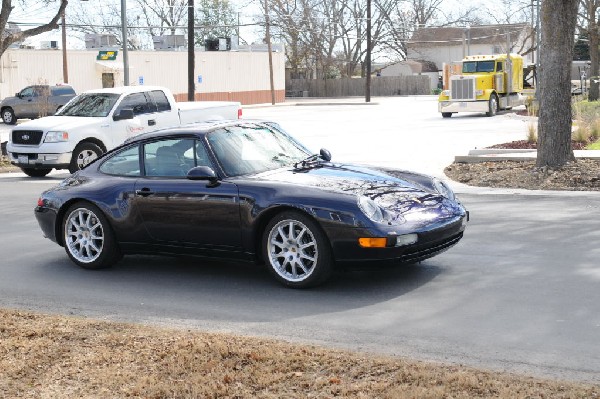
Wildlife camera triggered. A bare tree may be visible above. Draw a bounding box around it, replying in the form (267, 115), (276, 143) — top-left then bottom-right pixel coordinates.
(537, 0), (578, 168)
(195, 0), (238, 46)
(0, 0), (68, 57)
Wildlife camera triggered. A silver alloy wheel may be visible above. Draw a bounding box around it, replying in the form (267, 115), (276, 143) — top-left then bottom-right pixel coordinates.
(76, 149), (99, 169)
(64, 207), (104, 263)
(267, 219), (318, 282)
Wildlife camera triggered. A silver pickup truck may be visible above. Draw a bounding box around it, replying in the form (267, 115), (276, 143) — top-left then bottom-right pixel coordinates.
(0, 84), (77, 125)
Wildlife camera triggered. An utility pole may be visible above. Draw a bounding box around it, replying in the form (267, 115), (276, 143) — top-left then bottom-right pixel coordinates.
(188, 0), (195, 101)
(365, 0), (371, 103)
(121, 0), (129, 86)
(61, 10), (68, 83)
(265, 0), (276, 105)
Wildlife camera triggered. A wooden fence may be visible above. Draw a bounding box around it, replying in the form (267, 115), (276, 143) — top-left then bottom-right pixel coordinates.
(286, 76), (431, 97)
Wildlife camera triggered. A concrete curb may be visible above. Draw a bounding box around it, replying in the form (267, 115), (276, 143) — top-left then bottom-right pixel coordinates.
(455, 149), (600, 163)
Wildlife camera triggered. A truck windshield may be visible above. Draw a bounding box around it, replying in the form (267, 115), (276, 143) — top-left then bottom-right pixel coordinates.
(463, 61), (496, 73)
(56, 93), (119, 117)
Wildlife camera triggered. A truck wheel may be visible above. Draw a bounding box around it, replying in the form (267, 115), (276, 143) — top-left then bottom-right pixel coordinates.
(21, 168), (52, 177)
(442, 112), (452, 118)
(69, 142), (103, 173)
(486, 95), (498, 117)
(2, 108), (16, 125)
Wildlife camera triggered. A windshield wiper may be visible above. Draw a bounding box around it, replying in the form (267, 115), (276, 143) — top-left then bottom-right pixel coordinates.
(293, 148), (332, 169)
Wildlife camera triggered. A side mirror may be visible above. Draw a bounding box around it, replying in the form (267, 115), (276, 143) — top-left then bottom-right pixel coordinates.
(15, 92), (21, 98)
(319, 148), (332, 162)
(187, 166), (219, 186)
(113, 108), (134, 121)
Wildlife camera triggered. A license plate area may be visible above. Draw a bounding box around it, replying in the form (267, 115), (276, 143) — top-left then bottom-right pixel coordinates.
(18, 155), (29, 164)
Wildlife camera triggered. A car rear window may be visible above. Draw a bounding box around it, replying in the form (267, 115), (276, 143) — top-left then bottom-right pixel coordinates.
(51, 86), (76, 96)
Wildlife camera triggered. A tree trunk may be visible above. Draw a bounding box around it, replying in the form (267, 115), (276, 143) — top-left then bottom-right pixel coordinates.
(537, 0), (578, 168)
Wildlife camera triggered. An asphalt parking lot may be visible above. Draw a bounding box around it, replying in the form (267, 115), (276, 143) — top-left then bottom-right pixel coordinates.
(2, 96), (600, 383)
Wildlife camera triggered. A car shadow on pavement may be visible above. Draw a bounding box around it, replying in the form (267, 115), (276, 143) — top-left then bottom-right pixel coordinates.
(35, 254), (443, 323)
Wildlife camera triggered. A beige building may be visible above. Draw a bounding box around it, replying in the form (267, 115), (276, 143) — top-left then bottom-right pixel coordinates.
(0, 48), (285, 104)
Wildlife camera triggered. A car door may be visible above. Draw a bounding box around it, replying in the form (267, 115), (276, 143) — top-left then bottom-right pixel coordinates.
(146, 89), (180, 129)
(112, 92), (159, 142)
(13, 86), (36, 118)
(133, 137), (242, 251)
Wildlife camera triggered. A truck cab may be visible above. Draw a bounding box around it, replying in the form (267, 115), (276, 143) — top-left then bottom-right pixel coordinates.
(438, 54), (525, 118)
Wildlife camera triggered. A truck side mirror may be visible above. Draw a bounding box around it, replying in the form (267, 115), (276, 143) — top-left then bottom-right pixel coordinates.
(113, 108), (134, 121)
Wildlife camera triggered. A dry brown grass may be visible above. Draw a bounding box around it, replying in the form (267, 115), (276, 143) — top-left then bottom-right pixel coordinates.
(0, 309), (598, 398)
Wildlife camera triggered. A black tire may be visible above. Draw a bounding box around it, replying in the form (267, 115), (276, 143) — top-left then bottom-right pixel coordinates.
(2, 107), (16, 125)
(262, 211), (333, 288)
(486, 94), (498, 117)
(69, 142), (103, 173)
(441, 112), (452, 118)
(21, 167), (52, 177)
(62, 201), (122, 270)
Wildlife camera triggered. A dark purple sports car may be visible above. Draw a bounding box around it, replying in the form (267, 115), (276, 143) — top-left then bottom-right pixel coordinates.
(34, 120), (468, 288)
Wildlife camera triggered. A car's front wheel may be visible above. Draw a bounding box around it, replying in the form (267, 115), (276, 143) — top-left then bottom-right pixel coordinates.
(63, 202), (122, 270)
(262, 211), (333, 288)
(2, 107), (16, 125)
(69, 142), (103, 173)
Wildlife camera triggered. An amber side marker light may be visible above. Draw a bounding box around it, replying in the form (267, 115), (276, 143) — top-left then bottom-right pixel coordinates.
(358, 238), (387, 248)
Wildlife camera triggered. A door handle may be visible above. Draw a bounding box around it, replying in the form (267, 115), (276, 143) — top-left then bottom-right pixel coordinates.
(148, 119), (156, 126)
(135, 188), (155, 197)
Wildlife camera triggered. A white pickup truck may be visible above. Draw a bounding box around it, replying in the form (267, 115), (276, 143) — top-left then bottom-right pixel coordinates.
(6, 85), (242, 177)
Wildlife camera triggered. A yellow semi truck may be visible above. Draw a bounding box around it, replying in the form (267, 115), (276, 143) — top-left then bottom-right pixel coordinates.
(438, 53), (525, 117)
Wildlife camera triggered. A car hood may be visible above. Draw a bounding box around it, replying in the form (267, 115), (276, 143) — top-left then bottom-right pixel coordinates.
(252, 163), (465, 224)
(12, 115), (104, 131)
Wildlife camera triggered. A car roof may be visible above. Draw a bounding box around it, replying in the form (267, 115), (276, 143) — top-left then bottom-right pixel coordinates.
(124, 119), (272, 144)
(83, 85), (167, 95)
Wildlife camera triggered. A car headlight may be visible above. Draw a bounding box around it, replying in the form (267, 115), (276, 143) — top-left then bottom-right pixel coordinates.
(358, 196), (385, 223)
(433, 178), (455, 200)
(44, 131), (69, 143)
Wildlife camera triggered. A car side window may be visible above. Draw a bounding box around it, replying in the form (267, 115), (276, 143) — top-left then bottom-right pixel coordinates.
(99, 145), (141, 176)
(147, 90), (171, 112)
(144, 139), (196, 177)
(20, 87), (35, 97)
(116, 93), (149, 115)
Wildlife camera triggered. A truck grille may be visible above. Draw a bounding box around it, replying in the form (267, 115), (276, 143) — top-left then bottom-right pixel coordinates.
(12, 130), (43, 145)
(450, 77), (476, 100)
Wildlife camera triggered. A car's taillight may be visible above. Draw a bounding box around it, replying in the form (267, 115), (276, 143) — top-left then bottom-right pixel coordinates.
(37, 197), (45, 207)
(238, 108), (242, 119)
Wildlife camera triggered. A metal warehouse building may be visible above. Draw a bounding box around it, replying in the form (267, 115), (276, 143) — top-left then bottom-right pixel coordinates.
(0, 47), (285, 104)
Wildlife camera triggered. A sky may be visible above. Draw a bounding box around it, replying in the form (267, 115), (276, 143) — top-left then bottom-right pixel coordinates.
(7, 0), (528, 50)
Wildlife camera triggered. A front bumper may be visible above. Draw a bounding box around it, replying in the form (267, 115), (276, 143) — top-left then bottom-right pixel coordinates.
(331, 214), (467, 263)
(438, 100), (489, 113)
(34, 206), (60, 244)
(9, 151), (71, 170)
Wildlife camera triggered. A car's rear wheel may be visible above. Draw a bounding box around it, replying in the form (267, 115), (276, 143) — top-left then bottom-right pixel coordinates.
(69, 142), (103, 173)
(21, 167), (52, 177)
(2, 107), (16, 125)
(63, 202), (121, 270)
(262, 211), (333, 288)
(441, 112), (452, 118)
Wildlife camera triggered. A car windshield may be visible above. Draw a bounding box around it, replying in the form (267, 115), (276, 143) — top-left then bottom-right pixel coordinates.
(206, 124), (311, 176)
(463, 61), (496, 73)
(56, 93), (119, 117)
